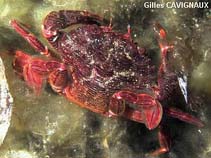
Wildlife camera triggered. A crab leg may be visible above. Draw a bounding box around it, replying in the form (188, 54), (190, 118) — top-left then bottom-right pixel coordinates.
(154, 23), (173, 74)
(164, 107), (204, 127)
(150, 125), (171, 156)
(42, 10), (104, 45)
(48, 67), (69, 93)
(10, 20), (53, 57)
(13, 51), (67, 94)
(153, 23), (178, 100)
(110, 91), (163, 130)
(150, 107), (204, 156)
(123, 24), (132, 41)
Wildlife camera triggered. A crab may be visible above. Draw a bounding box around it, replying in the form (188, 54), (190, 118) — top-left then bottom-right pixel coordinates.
(10, 10), (204, 156)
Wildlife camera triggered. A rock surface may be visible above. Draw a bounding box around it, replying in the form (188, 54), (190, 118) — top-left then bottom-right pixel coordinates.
(0, 57), (13, 145)
(0, 0), (210, 158)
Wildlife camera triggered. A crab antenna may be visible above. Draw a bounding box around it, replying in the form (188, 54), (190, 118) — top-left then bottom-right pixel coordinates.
(10, 20), (53, 57)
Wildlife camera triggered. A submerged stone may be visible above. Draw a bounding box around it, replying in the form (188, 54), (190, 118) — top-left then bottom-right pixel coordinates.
(0, 57), (13, 145)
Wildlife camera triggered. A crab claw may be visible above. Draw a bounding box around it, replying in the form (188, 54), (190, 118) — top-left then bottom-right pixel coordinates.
(110, 91), (163, 130)
(42, 10), (104, 45)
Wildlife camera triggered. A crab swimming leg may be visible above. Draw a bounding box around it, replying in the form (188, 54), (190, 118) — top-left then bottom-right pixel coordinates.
(42, 10), (105, 45)
(109, 91), (163, 130)
(10, 20), (53, 57)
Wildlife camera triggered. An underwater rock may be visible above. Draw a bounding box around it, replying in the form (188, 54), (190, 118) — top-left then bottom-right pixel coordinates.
(0, 57), (13, 145)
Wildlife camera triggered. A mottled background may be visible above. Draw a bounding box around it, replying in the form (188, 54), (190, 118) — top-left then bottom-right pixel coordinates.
(0, 0), (210, 158)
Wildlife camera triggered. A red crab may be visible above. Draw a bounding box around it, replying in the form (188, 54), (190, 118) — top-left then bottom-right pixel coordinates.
(10, 10), (204, 156)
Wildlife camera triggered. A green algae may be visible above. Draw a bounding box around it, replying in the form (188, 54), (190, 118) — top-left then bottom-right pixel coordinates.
(0, 0), (210, 158)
